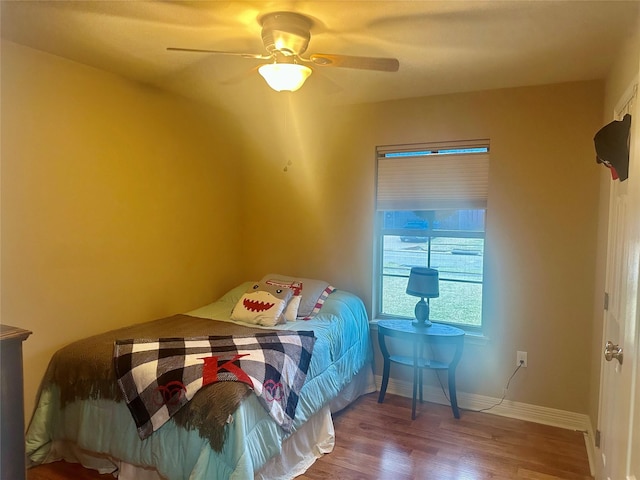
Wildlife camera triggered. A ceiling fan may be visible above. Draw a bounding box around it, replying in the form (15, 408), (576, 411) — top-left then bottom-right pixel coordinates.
(167, 11), (400, 92)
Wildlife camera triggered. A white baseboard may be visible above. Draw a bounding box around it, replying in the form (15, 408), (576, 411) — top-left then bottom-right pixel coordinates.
(376, 374), (596, 476)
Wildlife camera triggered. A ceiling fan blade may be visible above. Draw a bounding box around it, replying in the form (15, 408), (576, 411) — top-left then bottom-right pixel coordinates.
(167, 47), (270, 60)
(308, 53), (399, 72)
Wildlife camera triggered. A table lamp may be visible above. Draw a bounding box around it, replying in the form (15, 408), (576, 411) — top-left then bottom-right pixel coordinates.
(406, 267), (439, 327)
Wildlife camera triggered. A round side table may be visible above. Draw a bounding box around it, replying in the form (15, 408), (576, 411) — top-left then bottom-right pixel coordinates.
(377, 319), (465, 419)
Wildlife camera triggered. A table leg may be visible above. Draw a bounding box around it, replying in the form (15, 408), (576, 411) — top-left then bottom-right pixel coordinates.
(378, 357), (390, 403)
(419, 341), (424, 404)
(378, 330), (391, 404)
(412, 340), (418, 419)
(448, 336), (464, 419)
(448, 367), (460, 419)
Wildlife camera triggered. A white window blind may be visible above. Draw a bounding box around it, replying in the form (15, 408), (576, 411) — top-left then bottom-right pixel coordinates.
(376, 140), (490, 211)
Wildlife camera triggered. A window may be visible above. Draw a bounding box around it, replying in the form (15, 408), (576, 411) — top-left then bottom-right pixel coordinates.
(374, 141), (489, 331)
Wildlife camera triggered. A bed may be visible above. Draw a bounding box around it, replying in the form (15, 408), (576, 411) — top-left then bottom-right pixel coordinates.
(25, 276), (375, 480)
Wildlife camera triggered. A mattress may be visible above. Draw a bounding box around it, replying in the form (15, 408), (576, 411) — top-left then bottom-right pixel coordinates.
(25, 282), (374, 479)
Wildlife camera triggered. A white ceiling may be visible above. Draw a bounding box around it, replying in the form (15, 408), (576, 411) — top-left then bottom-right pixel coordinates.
(2, 1), (639, 113)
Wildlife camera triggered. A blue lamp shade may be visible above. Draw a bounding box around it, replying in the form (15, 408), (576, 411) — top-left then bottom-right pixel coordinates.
(406, 267), (439, 298)
(406, 267), (439, 326)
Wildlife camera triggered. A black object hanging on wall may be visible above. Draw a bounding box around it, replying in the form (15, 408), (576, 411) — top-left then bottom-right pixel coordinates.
(594, 113), (632, 181)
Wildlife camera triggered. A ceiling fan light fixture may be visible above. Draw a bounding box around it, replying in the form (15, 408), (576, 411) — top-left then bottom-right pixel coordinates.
(258, 63), (312, 92)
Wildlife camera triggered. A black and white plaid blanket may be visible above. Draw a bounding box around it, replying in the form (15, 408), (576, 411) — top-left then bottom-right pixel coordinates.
(113, 330), (316, 440)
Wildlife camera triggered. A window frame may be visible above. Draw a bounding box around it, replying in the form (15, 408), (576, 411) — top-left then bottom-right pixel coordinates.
(373, 141), (489, 333)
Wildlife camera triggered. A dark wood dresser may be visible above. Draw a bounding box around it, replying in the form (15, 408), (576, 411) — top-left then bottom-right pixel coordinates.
(1, 324), (32, 480)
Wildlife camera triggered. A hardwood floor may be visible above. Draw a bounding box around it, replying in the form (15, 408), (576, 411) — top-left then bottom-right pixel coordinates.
(27, 392), (592, 480)
(300, 393), (592, 480)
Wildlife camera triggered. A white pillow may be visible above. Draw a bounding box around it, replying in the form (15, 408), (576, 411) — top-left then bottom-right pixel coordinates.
(283, 293), (302, 322)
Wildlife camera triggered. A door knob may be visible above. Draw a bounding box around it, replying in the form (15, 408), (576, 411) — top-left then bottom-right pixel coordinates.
(604, 340), (624, 365)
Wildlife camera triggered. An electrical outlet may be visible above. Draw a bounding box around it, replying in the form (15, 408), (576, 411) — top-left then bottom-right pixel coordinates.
(517, 351), (528, 367)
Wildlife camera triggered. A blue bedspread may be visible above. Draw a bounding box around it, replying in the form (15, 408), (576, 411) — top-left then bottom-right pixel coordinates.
(25, 283), (373, 479)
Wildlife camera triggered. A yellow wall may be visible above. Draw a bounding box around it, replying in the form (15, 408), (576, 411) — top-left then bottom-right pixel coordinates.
(1, 41), (246, 417)
(239, 81), (604, 413)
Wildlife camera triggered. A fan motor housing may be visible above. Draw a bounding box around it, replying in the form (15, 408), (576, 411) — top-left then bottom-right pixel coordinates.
(261, 12), (312, 56)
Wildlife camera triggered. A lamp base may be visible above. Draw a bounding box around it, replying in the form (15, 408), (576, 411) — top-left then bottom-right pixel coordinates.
(413, 298), (432, 327)
(412, 318), (432, 328)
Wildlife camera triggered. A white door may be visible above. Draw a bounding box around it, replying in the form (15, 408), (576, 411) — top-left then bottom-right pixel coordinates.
(597, 80), (639, 480)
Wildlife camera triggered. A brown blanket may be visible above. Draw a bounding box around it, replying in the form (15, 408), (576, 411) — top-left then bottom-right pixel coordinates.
(42, 314), (274, 451)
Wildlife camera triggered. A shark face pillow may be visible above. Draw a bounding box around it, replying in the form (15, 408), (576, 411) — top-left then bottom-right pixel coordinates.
(230, 281), (294, 327)
(259, 278), (303, 322)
